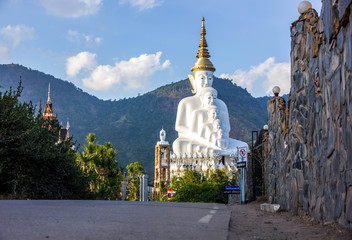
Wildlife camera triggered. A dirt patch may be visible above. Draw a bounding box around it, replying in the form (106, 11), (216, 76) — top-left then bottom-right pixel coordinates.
(228, 202), (352, 240)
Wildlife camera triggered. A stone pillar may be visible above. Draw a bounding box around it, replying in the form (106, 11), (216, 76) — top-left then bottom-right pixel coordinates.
(152, 133), (170, 200)
(121, 181), (126, 201)
(139, 175), (148, 202)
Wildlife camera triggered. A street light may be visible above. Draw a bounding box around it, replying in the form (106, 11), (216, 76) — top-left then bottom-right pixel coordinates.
(272, 86), (280, 97)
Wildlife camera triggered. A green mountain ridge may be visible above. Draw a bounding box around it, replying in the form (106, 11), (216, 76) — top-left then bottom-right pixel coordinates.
(0, 64), (268, 176)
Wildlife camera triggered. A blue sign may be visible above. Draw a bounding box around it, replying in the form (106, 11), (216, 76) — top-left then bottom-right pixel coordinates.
(225, 186), (240, 191)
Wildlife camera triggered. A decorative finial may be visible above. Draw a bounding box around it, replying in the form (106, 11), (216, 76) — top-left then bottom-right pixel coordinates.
(191, 17), (215, 73)
(160, 128), (166, 142)
(47, 83), (51, 102)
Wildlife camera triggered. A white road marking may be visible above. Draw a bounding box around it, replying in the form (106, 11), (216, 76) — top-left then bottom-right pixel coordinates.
(198, 214), (213, 223)
(210, 210), (216, 214)
(213, 206), (219, 210)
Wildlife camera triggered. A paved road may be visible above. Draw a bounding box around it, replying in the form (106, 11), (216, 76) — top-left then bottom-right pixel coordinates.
(0, 200), (230, 240)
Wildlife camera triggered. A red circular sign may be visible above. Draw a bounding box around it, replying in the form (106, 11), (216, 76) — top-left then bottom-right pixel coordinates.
(239, 149), (246, 157)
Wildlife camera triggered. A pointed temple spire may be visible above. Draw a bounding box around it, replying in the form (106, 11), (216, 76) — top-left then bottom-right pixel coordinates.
(196, 17), (210, 59)
(191, 17), (215, 73)
(43, 83), (55, 120)
(47, 83), (51, 103)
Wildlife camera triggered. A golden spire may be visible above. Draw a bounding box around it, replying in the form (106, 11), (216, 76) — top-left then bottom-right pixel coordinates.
(47, 83), (51, 103)
(191, 17), (215, 73)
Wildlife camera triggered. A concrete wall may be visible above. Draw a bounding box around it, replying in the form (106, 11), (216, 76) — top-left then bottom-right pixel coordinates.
(263, 0), (352, 228)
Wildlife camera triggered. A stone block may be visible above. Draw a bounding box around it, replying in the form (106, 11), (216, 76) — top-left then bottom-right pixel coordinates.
(300, 144), (307, 159)
(323, 0), (332, 43)
(310, 191), (316, 211)
(349, 78), (352, 120)
(346, 186), (352, 223)
(290, 179), (298, 214)
(341, 63), (346, 105)
(327, 118), (336, 157)
(338, 0), (352, 21)
(296, 21), (304, 33)
(260, 203), (281, 213)
(325, 158), (332, 182)
(314, 196), (322, 219)
(331, 51), (340, 73)
(346, 24), (352, 71)
(347, 170), (352, 186)
(297, 170), (304, 187)
(340, 149), (347, 172)
(337, 28), (344, 52)
(303, 182), (309, 198)
(315, 96), (322, 113)
(323, 195), (334, 222)
(346, 125), (352, 169)
(303, 197), (309, 213)
(294, 71), (304, 92)
(331, 70), (341, 119)
(334, 193), (346, 219)
(324, 52), (332, 80)
(332, 151), (340, 179)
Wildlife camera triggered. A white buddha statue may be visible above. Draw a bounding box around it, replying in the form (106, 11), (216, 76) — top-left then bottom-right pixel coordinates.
(172, 17), (249, 158)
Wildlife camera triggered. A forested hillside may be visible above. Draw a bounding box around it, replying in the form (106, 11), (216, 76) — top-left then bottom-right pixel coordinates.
(0, 64), (268, 176)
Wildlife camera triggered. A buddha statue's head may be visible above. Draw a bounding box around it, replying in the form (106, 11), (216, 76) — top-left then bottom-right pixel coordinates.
(207, 105), (219, 122)
(213, 119), (221, 131)
(201, 87), (217, 107)
(188, 17), (215, 95)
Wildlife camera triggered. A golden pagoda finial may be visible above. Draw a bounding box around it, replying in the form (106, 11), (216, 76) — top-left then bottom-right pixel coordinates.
(191, 17), (215, 74)
(47, 83), (51, 103)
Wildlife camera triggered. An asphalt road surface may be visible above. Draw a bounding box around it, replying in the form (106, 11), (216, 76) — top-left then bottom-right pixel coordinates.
(0, 200), (230, 240)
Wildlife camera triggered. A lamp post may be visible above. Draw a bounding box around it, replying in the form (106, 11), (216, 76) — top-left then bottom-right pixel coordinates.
(251, 130), (258, 200)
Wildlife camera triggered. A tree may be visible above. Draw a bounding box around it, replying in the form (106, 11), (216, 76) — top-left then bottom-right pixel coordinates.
(76, 133), (123, 200)
(170, 169), (230, 203)
(126, 162), (144, 201)
(0, 81), (89, 199)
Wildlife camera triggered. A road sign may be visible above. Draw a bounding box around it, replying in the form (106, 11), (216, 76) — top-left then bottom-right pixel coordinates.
(167, 189), (172, 198)
(225, 186), (240, 191)
(224, 186), (240, 194)
(236, 161), (247, 168)
(239, 148), (246, 157)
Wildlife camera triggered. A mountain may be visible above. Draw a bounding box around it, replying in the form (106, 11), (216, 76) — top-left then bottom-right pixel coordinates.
(0, 64), (268, 176)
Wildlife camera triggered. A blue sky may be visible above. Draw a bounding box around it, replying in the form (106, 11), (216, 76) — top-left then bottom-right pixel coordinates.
(0, 0), (322, 100)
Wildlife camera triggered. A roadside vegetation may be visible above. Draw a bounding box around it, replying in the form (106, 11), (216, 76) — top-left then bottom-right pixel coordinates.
(125, 161), (145, 201)
(167, 169), (236, 203)
(0, 82), (124, 200)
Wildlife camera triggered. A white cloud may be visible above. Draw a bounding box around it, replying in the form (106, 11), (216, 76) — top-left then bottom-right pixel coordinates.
(67, 30), (102, 46)
(0, 25), (35, 47)
(119, 0), (163, 11)
(262, 62), (290, 96)
(80, 51), (170, 90)
(66, 51), (97, 77)
(219, 57), (290, 97)
(37, 0), (101, 18)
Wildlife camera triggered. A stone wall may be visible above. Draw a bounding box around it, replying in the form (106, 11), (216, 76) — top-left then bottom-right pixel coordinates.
(263, 0), (352, 228)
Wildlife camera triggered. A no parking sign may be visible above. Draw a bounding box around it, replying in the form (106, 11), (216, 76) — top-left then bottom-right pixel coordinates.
(236, 147), (247, 168)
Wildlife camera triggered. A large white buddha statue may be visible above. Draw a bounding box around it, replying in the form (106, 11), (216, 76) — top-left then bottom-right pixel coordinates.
(172, 17), (249, 159)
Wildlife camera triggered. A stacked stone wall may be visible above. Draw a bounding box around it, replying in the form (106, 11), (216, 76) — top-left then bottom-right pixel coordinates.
(263, 0), (352, 228)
